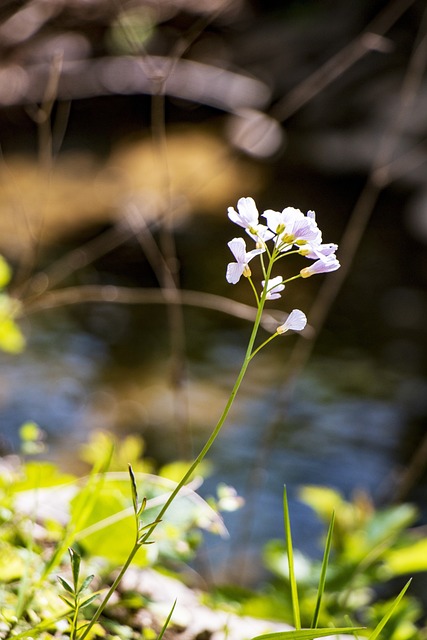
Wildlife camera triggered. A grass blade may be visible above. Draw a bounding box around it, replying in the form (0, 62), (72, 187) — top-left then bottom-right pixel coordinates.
(157, 599), (177, 640)
(311, 511), (335, 628)
(283, 485), (301, 631)
(369, 579), (412, 640)
(251, 626), (365, 640)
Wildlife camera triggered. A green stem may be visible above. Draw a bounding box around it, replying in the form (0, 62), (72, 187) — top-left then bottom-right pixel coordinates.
(249, 332), (279, 361)
(140, 254), (276, 540)
(71, 601), (79, 640)
(282, 273), (303, 285)
(247, 275), (260, 305)
(78, 543), (141, 640)
(79, 255), (276, 639)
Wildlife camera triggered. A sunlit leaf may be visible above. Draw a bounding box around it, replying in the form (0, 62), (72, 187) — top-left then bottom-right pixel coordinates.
(299, 486), (343, 521)
(0, 256), (12, 288)
(251, 626), (365, 640)
(311, 512), (335, 628)
(0, 541), (26, 581)
(157, 599), (176, 640)
(369, 580), (412, 640)
(283, 486), (301, 630)
(386, 539), (427, 574)
(0, 316), (25, 353)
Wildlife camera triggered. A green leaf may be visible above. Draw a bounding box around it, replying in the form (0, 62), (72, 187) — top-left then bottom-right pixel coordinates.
(298, 486), (343, 522)
(368, 580), (412, 640)
(129, 463), (139, 515)
(0, 541), (26, 581)
(79, 592), (101, 610)
(58, 594), (75, 608)
(69, 547), (81, 590)
(311, 511), (335, 628)
(386, 539), (427, 574)
(283, 486), (301, 630)
(157, 599), (177, 640)
(78, 574), (95, 595)
(15, 461), (75, 490)
(252, 627), (365, 640)
(58, 575), (74, 595)
(138, 495), (147, 517)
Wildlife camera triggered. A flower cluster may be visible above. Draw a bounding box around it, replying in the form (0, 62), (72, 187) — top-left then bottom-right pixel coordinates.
(226, 197), (340, 335)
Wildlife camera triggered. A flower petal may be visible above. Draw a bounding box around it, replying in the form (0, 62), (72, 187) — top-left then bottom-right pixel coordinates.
(227, 237), (247, 263)
(226, 262), (244, 284)
(277, 309), (307, 333)
(228, 197), (259, 229)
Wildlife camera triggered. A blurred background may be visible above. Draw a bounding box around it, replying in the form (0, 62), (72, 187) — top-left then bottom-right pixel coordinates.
(0, 0), (426, 588)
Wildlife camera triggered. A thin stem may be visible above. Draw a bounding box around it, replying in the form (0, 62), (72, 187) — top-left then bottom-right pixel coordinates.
(249, 332), (279, 361)
(274, 248), (304, 261)
(78, 542), (141, 640)
(282, 273), (303, 285)
(139, 256), (276, 543)
(247, 275), (260, 305)
(78, 252), (277, 639)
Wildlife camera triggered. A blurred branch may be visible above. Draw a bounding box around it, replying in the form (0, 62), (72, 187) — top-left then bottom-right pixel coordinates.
(26, 51), (63, 170)
(115, 4), (232, 457)
(21, 284), (294, 334)
(271, 0), (417, 121)
(0, 56), (270, 112)
(18, 222), (137, 297)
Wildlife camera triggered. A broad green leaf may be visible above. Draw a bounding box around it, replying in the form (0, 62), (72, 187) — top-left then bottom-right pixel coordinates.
(366, 505), (417, 548)
(0, 541), (26, 581)
(299, 486), (343, 521)
(16, 461), (75, 490)
(386, 539), (427, 574)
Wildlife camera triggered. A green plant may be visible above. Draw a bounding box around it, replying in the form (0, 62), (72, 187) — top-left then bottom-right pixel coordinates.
(235, 487), (423, 640)
(0, 198), (422, 639)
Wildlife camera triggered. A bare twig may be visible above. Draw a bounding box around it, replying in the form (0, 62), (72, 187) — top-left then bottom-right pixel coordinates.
(270, 0), (417, 121)
(21, 284), (296, 335)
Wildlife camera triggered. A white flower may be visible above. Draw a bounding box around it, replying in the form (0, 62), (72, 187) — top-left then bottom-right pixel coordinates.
(262, 276), (285, 300)
(228, 197), (259, 229)
(276, 309), (307, 334)
(263, 207), (321, 251)
(300, 254), (340, 278)
(226, 237), (264, 284)
(299, 242), (338, 260)
(228, 197), (274, 242)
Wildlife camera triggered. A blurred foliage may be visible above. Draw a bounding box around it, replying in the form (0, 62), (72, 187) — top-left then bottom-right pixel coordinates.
(222, 486), (426, 640)
(0, 429), (237, 637)
(1, 430), (427, 638)
(0, 255), (25, 354)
